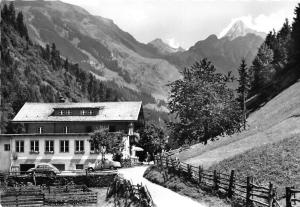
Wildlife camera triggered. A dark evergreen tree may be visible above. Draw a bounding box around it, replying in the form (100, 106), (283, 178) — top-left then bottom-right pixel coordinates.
(250, 43), (274, 93)
(291, 3), (300, 64)
(237, 58), (250, 129)
(1, 4), (9, 22)
(276, 19), (291, 66)
(45, 44), (51, 61)
(8, 2), (16, 25)
(64, 58), (69, 71)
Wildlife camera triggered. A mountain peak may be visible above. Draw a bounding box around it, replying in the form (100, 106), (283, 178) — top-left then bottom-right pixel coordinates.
(222, 20), (266, 40)
(148, 38), (184, 55)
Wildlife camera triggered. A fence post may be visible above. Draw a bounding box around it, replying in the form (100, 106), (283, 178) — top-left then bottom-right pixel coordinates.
(286, 187), (292, 207)
(187, 164), (191, 179)
(228, 170), (235, 199)
(246, 177), (252, 207)
(268, 182), (274, 207)
(213, 170), (219, 191)
(198, 166), (202, 184)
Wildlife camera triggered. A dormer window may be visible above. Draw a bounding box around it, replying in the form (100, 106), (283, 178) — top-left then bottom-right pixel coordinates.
(80, 110), (86, 116)
(66, 110), (72, 115)
(37, 126), (44, 134)
(59, 110), (65, 115)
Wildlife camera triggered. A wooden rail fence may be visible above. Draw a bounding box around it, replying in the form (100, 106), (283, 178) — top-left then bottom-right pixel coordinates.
(0, 184), (98, 206)
(0, 186), (44, 207)
(155, 155), (299, 207)
(106, 176), (154, 207)
(286, 187), (300, 207)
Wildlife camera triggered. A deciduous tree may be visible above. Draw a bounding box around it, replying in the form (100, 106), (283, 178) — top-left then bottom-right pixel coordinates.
(137, 122), (166, 160)
(89, 128), (125, 161)
(168, 59), (242, 145)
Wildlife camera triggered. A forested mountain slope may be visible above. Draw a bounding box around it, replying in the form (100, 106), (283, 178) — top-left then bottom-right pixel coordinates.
(0, 4), (155, 133)
(14, 0), (181, 102)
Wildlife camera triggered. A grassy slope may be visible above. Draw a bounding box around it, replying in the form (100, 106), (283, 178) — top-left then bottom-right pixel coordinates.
(178, 80), (300, 169)
(143, 166), (233, 207)
(209, 136), (300, 196)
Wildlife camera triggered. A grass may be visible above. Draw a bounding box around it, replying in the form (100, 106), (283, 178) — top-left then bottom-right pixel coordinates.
(177, 81), (300, 169)
(208, 136), (300, 197)
(143, 165), (242, 207)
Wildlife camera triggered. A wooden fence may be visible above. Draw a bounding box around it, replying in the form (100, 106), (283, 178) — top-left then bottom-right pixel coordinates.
(286, 187), (300, 207)
(106, 176), (154, 207)
(155, 155), (298, 207)
(0, 184), (98, 206)
(0, 186), (44, 207)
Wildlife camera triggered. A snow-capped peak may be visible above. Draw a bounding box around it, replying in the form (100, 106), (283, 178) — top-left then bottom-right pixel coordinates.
(220, 20), (266, 40)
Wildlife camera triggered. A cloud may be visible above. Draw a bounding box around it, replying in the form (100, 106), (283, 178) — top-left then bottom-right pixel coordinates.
(219, 9), (294, 38)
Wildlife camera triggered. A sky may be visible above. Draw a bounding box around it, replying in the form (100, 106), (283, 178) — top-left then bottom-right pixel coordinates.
(61, 0), (299, 49)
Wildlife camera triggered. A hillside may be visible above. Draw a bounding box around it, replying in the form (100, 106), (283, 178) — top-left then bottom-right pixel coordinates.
(14, 0), (181, 103)
(0, 5), (157, 133)
(178, 79), (300, 165)
(175, 78), (300, 194)
(210, 136), (299, 196)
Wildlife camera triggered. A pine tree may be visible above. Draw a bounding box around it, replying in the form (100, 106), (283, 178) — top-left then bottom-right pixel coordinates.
(64, 58), (69, 71)
(276, 19), (291, 65)
(16, 12), (25, 36)
(45, 44), (51, 61)
(237, 58), (249, 129)
(291, 3), (300, 64)
(8, 2), (16, 25)
(250, 43), (274, 93)
(1, 4), (9, 22)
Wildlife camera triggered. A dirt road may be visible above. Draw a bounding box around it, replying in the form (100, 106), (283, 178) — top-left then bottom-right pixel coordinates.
(118, 166), (207, 207)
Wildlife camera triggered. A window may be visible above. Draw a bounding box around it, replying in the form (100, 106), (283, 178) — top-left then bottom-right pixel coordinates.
(76, 164), (84, 170)
(59, 110), (65, 115)
(16, 140), (24, 153)
(4, 144), (10, 151)
(75, 140), (84, 153)
(64, 126), (69, 134)
(90, 142), (95, 151)
(80, 110), (86, 115)
(60, 140), (69, 153)
(45, 140), (54, 153)
(90, 142), (98, 154)
(66, 110), (72, 115)
(30, 140), (39, 153)
(37, 126), (44, 134)
(88, 110), (93, 115)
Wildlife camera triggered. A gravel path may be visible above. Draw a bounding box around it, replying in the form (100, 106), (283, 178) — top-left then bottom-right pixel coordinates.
(118, 166), (207, 207)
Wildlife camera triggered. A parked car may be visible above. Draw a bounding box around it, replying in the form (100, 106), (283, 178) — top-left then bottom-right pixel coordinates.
(26, 163), (60, 176)
(87, 159), (121, 172)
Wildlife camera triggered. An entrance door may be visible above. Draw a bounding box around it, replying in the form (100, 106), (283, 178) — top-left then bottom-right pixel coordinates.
(20, 164), (35, 174)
